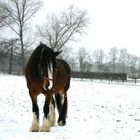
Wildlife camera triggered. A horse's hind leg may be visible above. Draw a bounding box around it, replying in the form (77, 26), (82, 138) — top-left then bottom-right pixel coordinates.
(29, 90), (39, 132)
(55, 91), (68, 126)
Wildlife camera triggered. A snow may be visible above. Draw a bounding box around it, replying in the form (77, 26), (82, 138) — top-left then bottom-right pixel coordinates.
(0, 74), (140, 140)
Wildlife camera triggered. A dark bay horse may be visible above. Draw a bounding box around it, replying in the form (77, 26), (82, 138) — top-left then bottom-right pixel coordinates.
(25, 43), (71, 132)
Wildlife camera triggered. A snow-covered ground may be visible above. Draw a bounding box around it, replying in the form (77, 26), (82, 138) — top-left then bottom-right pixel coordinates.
(0, 75), (140, 140)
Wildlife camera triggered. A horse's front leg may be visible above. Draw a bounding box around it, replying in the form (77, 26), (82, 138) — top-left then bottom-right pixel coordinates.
(39, 94), (55, 132)
(29, 90), (39, 132)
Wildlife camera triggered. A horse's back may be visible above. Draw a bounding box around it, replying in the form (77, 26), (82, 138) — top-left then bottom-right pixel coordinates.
(57, 59), (71, 74)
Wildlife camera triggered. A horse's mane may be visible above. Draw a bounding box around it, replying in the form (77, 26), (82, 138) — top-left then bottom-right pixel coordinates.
(26, 43), (56, 81)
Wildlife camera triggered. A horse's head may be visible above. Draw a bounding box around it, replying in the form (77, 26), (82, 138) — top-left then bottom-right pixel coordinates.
(39, 43), (61, 90)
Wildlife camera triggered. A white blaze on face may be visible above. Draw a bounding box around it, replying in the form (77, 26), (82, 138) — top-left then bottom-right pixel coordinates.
(48, 63), (53, 90)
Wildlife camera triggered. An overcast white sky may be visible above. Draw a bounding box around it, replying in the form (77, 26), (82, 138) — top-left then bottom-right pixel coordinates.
(38, 0), (140, 56)
(1, 0), (140, 56)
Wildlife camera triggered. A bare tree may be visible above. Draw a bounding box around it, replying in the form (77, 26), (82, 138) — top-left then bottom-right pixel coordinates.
(108, 47), (118, 73)
(0, 0), (43, 73)
(118, 49), (128, 73)
(0, 39), (20, 74)
(77, 47), (90, 72)
(0, 5), (9, 29)
(137, 58), (140, 77)
(37, 5), (89, 51)
(93, 49), (105, 72)
(129, 54), (138, 78)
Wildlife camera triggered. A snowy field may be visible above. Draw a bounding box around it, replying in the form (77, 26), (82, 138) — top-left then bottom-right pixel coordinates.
(0, 75), (140, 140)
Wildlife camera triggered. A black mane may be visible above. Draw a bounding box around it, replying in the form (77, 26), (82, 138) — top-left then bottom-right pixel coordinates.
(26, 43), (56, 80)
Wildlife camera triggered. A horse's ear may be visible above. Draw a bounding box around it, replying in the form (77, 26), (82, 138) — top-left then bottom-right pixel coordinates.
(54, 51), (62, 56)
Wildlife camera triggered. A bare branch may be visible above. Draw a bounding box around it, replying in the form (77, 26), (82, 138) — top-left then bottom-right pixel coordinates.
(0, 0), (43, 73)
(37, 5), (89, 51)
(3, 20), (20, 35)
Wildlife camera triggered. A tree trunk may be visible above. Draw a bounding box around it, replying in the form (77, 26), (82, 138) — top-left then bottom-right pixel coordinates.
(20, 28), (25, 74)
(9, 45), (13, 74)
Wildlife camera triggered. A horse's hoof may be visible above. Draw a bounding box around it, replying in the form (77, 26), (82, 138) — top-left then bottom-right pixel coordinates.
(50, 121), (55, 127)
(39, 126), (50, 132)
(58, 120), (66, 126)
(49, 118), (56, 127)
(30, 127), (39, 132)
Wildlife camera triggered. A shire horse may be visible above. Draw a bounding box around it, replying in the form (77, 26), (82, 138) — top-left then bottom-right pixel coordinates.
(25, 43), (71, 132)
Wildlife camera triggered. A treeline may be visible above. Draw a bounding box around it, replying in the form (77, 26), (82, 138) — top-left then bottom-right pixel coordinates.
(71, 71), (127, 81)
(0, 39), (31, 75)
(0, 1), (139, 78)
(66, 47), (140, 79)
(0, 39), (140, 79)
